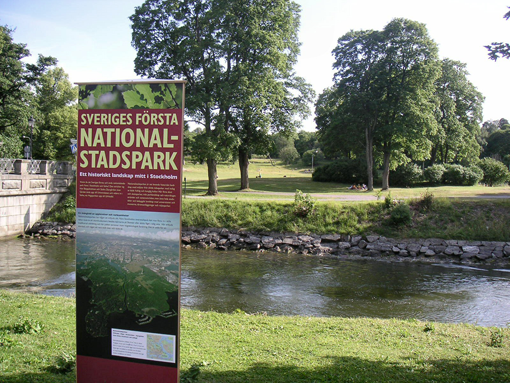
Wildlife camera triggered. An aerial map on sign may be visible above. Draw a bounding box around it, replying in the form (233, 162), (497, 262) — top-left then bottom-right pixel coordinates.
(76, 209), (180, 338)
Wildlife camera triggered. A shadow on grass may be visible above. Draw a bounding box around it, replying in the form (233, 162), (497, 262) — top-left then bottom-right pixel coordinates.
(2, 356), (509, 382)
(190, 356), (510, 383)
(1, 371), (75, 383)
(186, 177), (351, 194)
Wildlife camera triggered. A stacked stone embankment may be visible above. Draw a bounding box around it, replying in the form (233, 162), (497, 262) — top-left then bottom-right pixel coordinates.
(27, 222), (510, 265)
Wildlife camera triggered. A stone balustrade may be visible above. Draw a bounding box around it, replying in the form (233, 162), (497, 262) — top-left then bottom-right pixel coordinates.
(0, 159), (74, 237)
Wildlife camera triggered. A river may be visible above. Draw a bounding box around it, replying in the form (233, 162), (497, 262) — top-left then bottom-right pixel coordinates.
(1, 238), (509, 327)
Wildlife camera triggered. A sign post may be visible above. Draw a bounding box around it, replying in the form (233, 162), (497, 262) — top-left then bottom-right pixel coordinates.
(75, 81), (185, 382)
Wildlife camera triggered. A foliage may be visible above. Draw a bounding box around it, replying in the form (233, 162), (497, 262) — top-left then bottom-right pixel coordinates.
(294, 130), (319, 157)
(34, 67), (78, 160)
(0, 128), (23, 158)
(312, 157), (367, 184)
(44, 182), (76, 223)
(389, 163), (423, 187)
(323, 18), (440, 191)
(442, 164), (483, 186)
(47, 352), (76, 374)
(279, 145), (300, 165)
(131, 0), (314, 192)
(413, 189), (435, 213)
(301, 149), (324, 167)
(490, 328), (505, 348)
(12, 317), (44, 334)
(424, 164), (446, 184)
(0, 26), (74, 160)
(430, 59), (484, 165)
(293, 189), (316, 217)
(0, 26), (56, 132)
(384, 192), (397, 209)
(389, 203), (413, 226)
(479, 157), (510, 186)
(485, 7), (510, 60)
(484, 128), (510, 161)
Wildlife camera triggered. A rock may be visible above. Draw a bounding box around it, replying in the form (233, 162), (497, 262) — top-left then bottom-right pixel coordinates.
(366, 235), (379, 243)
(407, 244), (421, 253)
(445, 246), (462, 256)
(337, 242), (351, 250)
(460, 252), (476, 260)
(358, 240), (368, 249)
(321, 234), (341, 242)
(462, 246), (480, 254)
(350, 235), (362, 245)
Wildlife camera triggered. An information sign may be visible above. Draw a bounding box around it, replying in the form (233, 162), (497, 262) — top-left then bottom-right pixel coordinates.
(75, 81), (185, 382)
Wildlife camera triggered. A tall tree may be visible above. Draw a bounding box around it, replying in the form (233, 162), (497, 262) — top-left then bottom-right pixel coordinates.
(486, 7), (510, 60)
(213, 0), (313, 190)
(430, 59), (484, 164)
(33, 67), (78, 160)
(315, 87), (366, 160)
(0, 26), (56, 132)
(131, 0), (313, 192)
(131, 0), (232, 195)
(0, 26), (57, 157)
(329, 19), (439, 190)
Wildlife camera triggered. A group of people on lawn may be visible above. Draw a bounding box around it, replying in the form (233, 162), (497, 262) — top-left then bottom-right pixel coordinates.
(348, 184), (367, 191)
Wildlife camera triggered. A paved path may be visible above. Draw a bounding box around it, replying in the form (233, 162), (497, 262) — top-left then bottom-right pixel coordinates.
(185, 189), (510, 201)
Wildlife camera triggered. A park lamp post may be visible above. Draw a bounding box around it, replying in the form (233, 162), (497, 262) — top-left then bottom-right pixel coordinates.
(22, 117), (35, 160)
(311, 149), (318, 172)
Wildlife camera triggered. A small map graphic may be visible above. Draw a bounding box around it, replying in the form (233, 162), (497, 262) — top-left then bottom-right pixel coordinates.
(147, 334), (175, 362)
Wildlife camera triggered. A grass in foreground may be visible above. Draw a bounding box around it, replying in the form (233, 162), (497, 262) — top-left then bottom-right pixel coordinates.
(1, 291), (509, 382)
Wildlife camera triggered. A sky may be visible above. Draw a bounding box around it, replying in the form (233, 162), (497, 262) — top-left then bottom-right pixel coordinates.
(2, 0), (510, 131)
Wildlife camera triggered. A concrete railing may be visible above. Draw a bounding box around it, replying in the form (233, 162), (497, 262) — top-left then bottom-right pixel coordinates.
(0, 159), (74, 237)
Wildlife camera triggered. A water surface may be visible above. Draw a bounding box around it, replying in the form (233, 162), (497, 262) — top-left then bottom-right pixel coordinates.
(1, 238), (509, 327)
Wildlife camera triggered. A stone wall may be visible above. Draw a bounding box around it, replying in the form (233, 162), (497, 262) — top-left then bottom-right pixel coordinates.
(181, 228), (510, 265)
(28, 222), (510, 266)
(0, 159), (73, 237)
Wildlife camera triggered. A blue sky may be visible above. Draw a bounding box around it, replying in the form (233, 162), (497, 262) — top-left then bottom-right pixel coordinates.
(2, 0), (510, 131)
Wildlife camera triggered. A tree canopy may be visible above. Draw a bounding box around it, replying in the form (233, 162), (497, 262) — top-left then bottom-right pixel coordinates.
(486, 7), (510, 60)
(0, 26), (76, 160)
(131, 0), (313, 192)
(321, 18), (440, 190)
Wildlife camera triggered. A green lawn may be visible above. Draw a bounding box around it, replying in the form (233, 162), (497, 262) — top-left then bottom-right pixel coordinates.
(1, 291), (509, 383)
(183, 158), (510, 200)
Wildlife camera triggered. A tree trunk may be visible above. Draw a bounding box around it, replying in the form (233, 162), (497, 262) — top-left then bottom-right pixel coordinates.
(430, 145), (438, 165)
(206, 158), (218, 195)
(365, 126), (374, 191)
(381, 150), (391, 190)
(239, 148), (249, 190)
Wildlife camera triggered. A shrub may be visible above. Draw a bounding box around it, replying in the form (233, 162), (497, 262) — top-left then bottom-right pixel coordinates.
(442, 164), (482, 186)
(389, 163), (423, 187)
(414, 189), (435, 212)
(312, 158), (367, 184)
(423, 164), (445, 184)
(442, 164), (465, 185)
(479, 157), (510, 186)
(279, 145), (300, 165)
(463, 165), (483, 186)
(293, 189), (316, 217)
(389, 203), (412, 226)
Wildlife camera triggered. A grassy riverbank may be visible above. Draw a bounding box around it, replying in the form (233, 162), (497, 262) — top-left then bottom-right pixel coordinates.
(0, 291), (509, 382)
(181, 197), (510, 241)
(46, 190), (510, 242)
